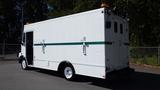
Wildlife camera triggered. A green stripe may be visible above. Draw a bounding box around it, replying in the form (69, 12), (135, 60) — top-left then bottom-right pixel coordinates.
(34, 41), (106, 46)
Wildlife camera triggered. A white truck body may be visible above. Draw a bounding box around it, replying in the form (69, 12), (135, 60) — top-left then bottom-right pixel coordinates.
(19, 8), (129, 79)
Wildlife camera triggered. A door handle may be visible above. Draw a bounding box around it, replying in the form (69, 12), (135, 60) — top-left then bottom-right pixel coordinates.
(83, 42), (87, 56)
(81, 37), (88, 56)
(41, 40), (46, 54)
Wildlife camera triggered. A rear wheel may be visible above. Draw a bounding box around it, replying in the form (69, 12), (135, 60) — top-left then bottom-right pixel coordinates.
(63, 66), (75, 80)
(21, 60), (28, 70)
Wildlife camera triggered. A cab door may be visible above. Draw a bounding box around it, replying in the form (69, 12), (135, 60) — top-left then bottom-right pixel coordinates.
(26, 32), (33, 65)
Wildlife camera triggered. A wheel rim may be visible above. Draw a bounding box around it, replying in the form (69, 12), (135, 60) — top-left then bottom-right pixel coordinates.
(22, 60), (26, 69)
(64, 67), (73, 79)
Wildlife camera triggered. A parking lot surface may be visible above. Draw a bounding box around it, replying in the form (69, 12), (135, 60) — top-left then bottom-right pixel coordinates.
(0, 61), (160, 90)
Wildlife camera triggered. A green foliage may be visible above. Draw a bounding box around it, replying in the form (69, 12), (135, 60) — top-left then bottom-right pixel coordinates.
(130, 47), (160, 66)
(131, 56), (159, 66)
(47, 0), (99, 18)
(73, 0), (97, 13)
(128, 0), (160, 46)
(24, 0), (48, 23)
(0, 0), (48, 43)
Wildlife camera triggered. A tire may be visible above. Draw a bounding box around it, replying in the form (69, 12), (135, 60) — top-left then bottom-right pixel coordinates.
(63, 65), (75, 80)
(21, 59), (28, 70)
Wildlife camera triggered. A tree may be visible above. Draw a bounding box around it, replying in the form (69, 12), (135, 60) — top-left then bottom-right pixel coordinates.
(0, 0), (48, 43)
(24, 0), (48, 23)
(47, 0), (100, 18)
(128, 0), (160, 46)
(0, 0), (17, 43)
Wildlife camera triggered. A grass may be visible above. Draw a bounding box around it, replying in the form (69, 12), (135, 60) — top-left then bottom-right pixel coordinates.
(131, 55), (160, 66)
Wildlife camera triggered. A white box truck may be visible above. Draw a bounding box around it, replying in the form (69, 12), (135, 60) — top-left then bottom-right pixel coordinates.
(18, 8), (133, 80)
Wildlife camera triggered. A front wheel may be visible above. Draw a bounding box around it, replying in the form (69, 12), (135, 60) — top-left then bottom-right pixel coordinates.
(63, 66), (75, 80)
(21, 60), (28, 70)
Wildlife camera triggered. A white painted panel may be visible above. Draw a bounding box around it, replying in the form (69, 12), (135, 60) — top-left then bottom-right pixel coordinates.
(34, 60), (48, 67)
(74, 64), (106, 79)
(21, 8), (129, 79)
(26, 8), (106, 78)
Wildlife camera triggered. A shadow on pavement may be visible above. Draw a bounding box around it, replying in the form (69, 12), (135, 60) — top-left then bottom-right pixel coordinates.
(34, 68), (160, 90)
(34, 68), (62, 77)
(91, 71), (160, 90)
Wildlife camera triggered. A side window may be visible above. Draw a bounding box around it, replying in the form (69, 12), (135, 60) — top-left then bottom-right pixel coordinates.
(106, 21), (111, 29)
(114, 22), (118, 33)
(120, 24), (123, 34)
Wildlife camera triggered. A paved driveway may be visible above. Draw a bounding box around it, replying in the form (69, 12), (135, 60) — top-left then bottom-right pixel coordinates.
(0, 61), (160, 90)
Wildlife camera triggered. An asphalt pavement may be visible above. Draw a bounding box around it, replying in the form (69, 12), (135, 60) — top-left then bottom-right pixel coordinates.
(0, 61), (160, 90)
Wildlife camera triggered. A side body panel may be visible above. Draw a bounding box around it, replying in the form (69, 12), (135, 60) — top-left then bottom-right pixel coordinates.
(24, 8), (106, 78)
(21, 8), (129, 79)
